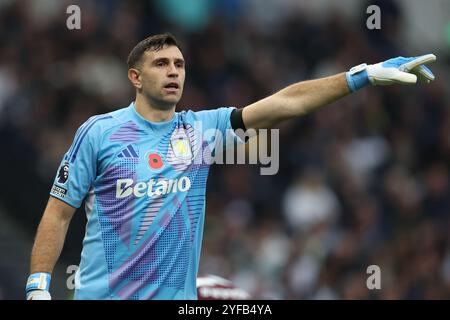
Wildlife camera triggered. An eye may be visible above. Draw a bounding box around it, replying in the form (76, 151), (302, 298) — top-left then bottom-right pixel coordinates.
(156, 61), (166, 67)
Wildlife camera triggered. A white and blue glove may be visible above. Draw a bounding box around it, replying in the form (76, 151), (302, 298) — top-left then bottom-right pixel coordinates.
(26, 272), (52, 300)
(346, 54), (436, 92)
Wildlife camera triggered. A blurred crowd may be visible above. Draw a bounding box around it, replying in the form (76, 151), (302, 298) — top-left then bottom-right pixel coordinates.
(0, 0), (449, 299)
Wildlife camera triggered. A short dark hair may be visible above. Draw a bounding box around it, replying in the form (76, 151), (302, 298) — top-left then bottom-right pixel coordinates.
(127, 33), (181, 69)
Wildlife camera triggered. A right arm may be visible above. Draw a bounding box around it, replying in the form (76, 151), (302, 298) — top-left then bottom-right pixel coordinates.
(26, 197), (76, 300)
(30, 196), (76, 275)
(26, 116), (102, 300)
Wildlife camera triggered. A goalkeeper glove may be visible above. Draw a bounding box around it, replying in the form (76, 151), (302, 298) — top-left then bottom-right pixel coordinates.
(346, 54), (436, 92)
(26, 272), (52, 300)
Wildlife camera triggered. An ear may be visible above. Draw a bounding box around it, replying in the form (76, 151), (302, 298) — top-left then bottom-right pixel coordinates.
(128, 68), (142, 90)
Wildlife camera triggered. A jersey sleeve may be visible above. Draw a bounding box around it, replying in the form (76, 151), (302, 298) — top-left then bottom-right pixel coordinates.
(50, 117), (100, 208)
(194, 107), (246, 151)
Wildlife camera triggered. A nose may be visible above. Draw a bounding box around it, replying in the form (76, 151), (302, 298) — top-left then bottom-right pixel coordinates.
(167, 63), (178, 78)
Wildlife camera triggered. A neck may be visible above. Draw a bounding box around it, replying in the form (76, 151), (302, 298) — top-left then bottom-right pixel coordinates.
(134, 94), (176, 122)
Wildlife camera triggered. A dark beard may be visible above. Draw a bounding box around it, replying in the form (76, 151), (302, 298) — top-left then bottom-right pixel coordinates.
(143, 90), (179, 110)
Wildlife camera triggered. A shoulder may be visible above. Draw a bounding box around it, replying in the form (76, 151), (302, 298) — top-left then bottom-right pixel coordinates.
(77, 105), (135, 139)
(181, 107), (235, 122)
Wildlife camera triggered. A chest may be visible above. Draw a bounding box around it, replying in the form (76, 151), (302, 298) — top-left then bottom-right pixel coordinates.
(97, 125), (199, 183)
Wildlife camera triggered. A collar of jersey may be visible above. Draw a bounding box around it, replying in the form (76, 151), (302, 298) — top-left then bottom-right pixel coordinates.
(129, 101), (177, 135)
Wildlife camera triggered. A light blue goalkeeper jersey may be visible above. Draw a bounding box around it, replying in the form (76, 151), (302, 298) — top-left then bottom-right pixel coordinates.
(50, 102), (240, 300)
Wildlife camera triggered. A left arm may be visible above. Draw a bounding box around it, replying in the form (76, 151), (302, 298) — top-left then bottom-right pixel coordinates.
(242, 73), (349, 130)
(242, 54), (436, 130)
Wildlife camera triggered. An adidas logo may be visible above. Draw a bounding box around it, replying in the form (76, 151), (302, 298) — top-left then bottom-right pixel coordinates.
(118, 144), (139, 158)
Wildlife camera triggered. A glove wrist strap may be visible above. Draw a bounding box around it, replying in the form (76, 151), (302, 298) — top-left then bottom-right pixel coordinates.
(346, 63), (371, 92)
(26, 272), (51, 293)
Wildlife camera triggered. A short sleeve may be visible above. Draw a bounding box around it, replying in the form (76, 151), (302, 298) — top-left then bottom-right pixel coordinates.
(50, 117), (100, 208)
(194, 107), (246, 151)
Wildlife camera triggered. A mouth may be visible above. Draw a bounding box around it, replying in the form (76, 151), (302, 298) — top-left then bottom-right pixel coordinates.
(163, 82), (179, 93)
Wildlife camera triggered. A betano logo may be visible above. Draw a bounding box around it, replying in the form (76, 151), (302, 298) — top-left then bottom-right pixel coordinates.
(115, 177), (191, 198)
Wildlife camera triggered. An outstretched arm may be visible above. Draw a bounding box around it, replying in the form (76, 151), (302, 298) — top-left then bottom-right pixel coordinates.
(243, 73), (349, 129)
(242, 54), (436, 130)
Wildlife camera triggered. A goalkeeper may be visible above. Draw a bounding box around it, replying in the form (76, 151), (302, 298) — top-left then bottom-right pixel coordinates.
(26, 33), (436, 299)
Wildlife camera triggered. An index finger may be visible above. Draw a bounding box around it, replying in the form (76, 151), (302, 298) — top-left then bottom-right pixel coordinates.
(400, 54), (436, 72)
